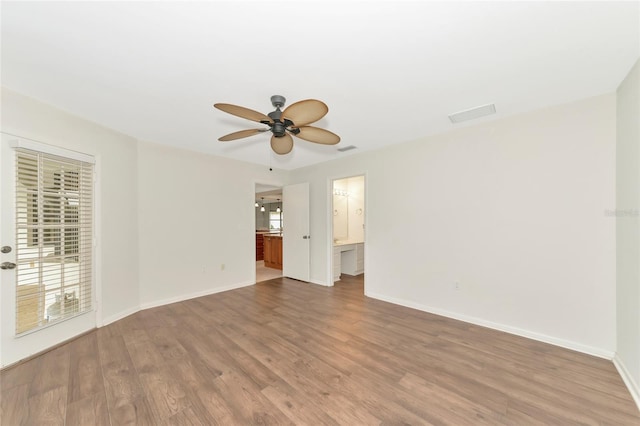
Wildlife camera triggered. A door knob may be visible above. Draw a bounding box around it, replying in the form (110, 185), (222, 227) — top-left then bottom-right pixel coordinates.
(1, 246), (11, 254)
(1, 262), (16, 270)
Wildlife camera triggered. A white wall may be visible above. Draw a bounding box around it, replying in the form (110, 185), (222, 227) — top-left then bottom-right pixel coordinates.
(292, 94), (617, 356)
(1, 87), (140, 364)
(137, 141), (288, 308)
(615, 58), (640, 407)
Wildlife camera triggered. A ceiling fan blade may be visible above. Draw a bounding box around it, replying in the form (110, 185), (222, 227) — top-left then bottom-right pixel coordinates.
(270, 133), (293, 155)
(282, 99), (328, 127)
(218, 129), (265, 141)
(293, 126), (341, 145)
(214, 103), (272, 123)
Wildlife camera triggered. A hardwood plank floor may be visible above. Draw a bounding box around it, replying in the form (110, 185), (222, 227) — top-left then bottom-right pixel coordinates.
(1, 274), (639, 425)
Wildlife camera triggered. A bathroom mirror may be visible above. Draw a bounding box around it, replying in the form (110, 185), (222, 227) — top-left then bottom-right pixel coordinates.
(333, 176), (365, 243)
(333, 191), (348, 241)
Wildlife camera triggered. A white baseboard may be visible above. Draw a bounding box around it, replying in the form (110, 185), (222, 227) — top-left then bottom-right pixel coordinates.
(140, 280), (255, 310)
(613, 354), (640, 411)
(100, 281), (255, 326)
(309, 278), (331, 287)
(365, 291), (615, 360)
(101, 305), (139, 326)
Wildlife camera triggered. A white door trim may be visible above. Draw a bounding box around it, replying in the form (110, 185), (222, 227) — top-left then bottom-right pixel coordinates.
(328, 173), (368, 292)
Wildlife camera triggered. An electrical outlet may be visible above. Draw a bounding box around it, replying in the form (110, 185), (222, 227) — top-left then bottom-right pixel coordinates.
(454, 281), (460, 291)
(221, 263), (225, 271)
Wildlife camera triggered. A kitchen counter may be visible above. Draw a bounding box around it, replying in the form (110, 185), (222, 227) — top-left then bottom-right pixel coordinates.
(263, 234), (283, 269)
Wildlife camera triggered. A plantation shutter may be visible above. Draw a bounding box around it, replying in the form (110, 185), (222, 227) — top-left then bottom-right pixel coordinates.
(15, 148), (94, 334)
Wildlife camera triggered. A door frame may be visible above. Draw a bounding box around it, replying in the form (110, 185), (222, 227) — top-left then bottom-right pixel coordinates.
(327, 173), (368, 291)
(252, 180), (284, 284)
(0, 133), (100, 367)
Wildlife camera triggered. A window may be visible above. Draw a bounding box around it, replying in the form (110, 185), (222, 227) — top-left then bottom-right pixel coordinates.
(269, 211), (282, 231)
(15, 149), (93, 334)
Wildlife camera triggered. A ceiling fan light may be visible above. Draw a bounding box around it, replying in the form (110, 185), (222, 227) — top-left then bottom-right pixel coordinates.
(261, 205), (265, 212)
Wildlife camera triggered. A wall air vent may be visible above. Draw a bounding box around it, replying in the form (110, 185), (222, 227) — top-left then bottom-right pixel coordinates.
(337, 145), (357, 152)
(448, 103), (496, 123)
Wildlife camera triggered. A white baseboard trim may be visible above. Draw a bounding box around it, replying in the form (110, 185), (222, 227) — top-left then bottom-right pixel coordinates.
(139, 280), (255, 311)
(101, 280), (256, 325)
(101, 306), (139, 327)
(613, 354), (640, 411)
(365, 291), (615, 360)
(309, 278), (331, 287)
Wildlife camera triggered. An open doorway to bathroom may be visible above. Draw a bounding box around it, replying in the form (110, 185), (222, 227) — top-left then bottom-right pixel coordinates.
(331, 175), (365, 291)
(255, 183), (284, 282)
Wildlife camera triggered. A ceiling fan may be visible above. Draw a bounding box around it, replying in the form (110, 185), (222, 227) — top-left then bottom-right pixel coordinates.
(214, 95), (340, 155)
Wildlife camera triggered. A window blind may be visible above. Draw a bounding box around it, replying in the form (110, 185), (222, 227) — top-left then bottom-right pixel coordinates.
(15, 149), (94, 334)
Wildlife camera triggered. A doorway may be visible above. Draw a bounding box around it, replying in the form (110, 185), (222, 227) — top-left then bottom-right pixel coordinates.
(1, 135), (97, 367)
(330, 175), (366, 290)
(255, 183), (283, 282)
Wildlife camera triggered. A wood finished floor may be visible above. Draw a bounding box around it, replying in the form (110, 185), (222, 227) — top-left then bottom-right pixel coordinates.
(1, 274), (639, 425)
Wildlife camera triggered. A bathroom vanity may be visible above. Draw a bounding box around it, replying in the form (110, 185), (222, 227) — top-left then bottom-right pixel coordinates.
(333, 241), (364, 282)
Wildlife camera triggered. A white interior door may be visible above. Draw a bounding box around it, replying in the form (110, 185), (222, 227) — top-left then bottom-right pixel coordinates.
(0, 134), (96, 367)
(283, 182), (310, 282)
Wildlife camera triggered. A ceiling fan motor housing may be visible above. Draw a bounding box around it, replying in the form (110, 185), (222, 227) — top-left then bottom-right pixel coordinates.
(272, 121), (286, 137)
(268, 109), (282, 121)
(267, 95), (290, 136)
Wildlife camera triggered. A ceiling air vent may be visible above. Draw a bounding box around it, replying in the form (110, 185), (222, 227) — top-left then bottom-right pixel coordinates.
(448, 103), (496, 123)
(337, 145), (357, 152)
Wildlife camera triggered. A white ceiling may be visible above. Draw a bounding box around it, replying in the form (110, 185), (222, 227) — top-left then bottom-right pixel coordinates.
(2, 1), (638, 170)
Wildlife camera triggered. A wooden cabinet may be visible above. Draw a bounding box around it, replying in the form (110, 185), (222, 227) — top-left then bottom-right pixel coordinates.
(263, 235), (283, 270)
(256, 233), (264, 261)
